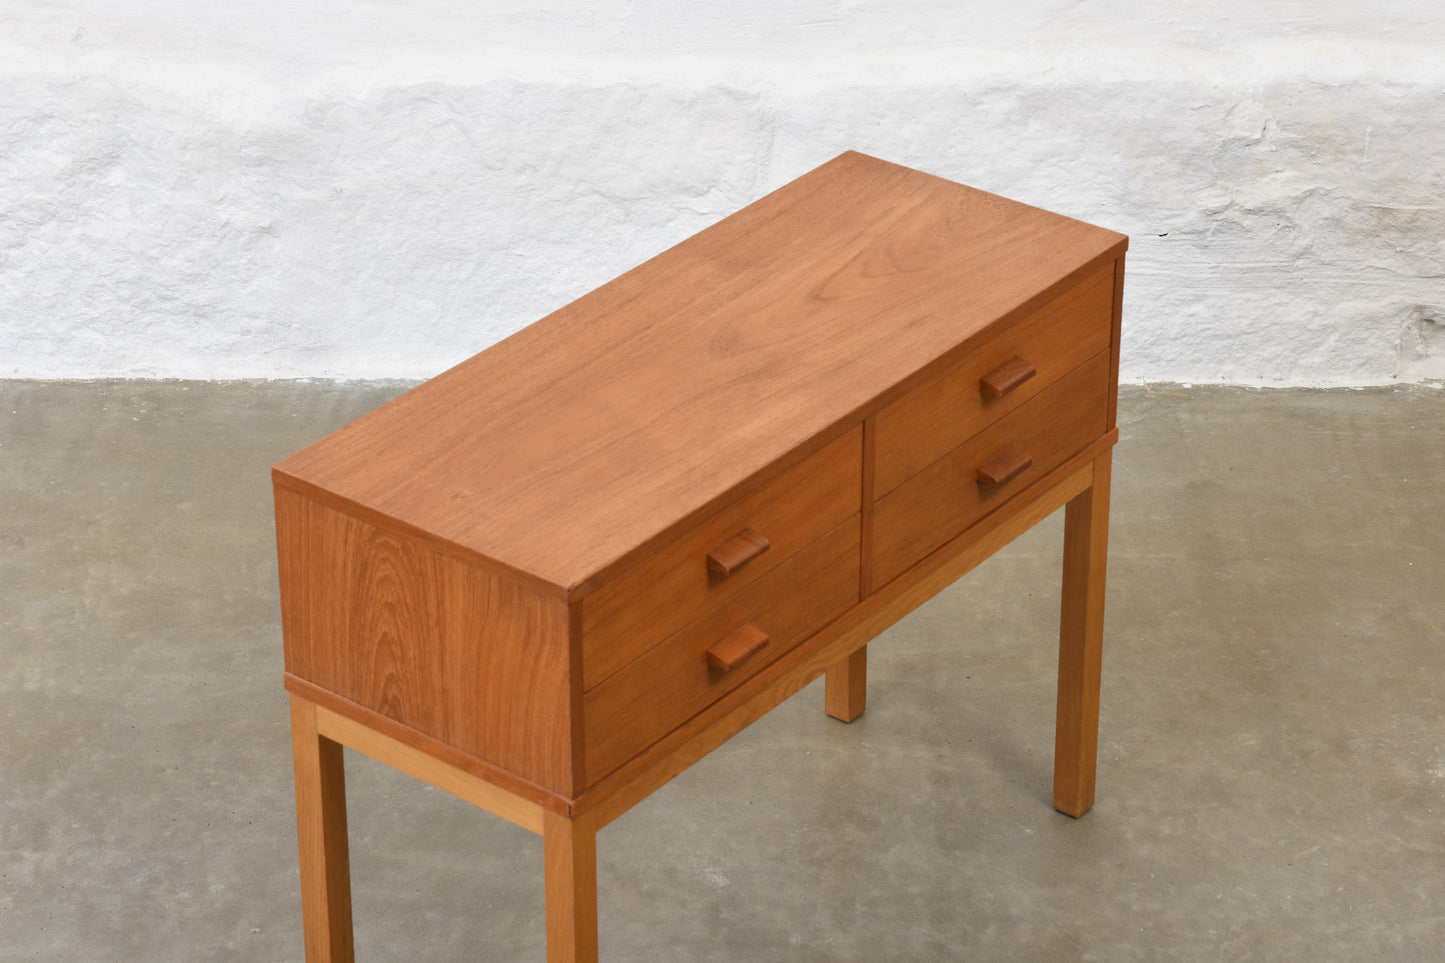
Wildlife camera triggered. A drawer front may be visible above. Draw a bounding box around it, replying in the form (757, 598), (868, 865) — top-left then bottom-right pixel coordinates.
(583, 517), (861, 784)
(872, 352), (1110, 589)
(872, 260), (1113, 498)
(581, 426), (862, 690)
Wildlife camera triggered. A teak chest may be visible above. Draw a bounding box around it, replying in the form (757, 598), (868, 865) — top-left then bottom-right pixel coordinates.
(275, 151), (1128, 960)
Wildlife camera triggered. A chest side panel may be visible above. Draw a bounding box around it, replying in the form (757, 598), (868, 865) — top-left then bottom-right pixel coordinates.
(276, 484), (575, 795)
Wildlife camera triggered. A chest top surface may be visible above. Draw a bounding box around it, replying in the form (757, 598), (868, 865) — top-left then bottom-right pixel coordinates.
(273, 151), (1127, 598)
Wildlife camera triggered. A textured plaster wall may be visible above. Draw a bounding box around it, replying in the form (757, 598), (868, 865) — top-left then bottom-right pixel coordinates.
(3, 1), (1443, 383)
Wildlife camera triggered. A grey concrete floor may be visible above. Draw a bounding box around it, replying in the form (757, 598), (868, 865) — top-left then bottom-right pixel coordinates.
(2, 380), (1443, 961)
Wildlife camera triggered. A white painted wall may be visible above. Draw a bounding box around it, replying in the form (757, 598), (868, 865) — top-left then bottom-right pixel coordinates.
(4, 1), (1443, 383)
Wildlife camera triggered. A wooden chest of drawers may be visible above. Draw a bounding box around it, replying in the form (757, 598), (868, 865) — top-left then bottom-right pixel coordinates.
(275, 151), (1127, 961)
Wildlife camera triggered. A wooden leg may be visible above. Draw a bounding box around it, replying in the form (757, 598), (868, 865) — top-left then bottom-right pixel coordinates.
(290, 694), (355, 962)
(543, 809), (599, 963)
(1053, 450), (1112, 818)
(824, 644), (868, 722)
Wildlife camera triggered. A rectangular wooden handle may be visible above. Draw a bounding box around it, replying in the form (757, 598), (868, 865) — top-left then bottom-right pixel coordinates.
(706, 624), (770, 672)
(980, 355), (1037, 398)
(976, 444), (1034, 488)
(706, 528), (770, 576)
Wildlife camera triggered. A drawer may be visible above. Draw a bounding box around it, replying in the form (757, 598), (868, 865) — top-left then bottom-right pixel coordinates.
(581, 426), (862, 690)
(872, 260), (1114, 498)
(582, 517), (861, 784)
(871, 351), (1110, 588)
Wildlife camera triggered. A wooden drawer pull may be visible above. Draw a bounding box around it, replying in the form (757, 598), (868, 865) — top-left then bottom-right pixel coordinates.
(980, 356), (1037, 398)
(976, 444), (1034, 489)
(706, 528), (770, 576)
(706, 624), (770, 672)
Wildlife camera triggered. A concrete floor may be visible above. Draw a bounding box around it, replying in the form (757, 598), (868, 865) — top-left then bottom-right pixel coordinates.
(2, 380), (1442, 961)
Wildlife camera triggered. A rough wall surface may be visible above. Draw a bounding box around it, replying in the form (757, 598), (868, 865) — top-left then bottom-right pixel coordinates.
(3, 1), (1443, 383)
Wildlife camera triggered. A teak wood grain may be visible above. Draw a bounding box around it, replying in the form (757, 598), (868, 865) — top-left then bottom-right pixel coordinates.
(871, 257), (1114, 497)
(543, 809), (600, 963)
(276, 150), (1128, 962)
(824, 644), (869, 722)
(313, 703), (546, 834)
(273, 151), (1125, 600)
(289, 697), (354, 962)
(583, 518), (861, 784)
(704, 623), (772, 671)
(276, 487), (576, 794)
(980, 355), (1038, 398)
(579, 426), (861, 690)
(871, 351), (1111, 588)
(573, 447), (1111, 830)
(1054, 448), (1113, 817)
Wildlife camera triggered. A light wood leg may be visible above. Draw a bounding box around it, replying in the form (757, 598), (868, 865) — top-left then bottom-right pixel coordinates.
(824, 644), (868, 722)
(290, 695), (356, 961)
(1053, 450), (1112, 817)
(543, 809), (599, 963)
